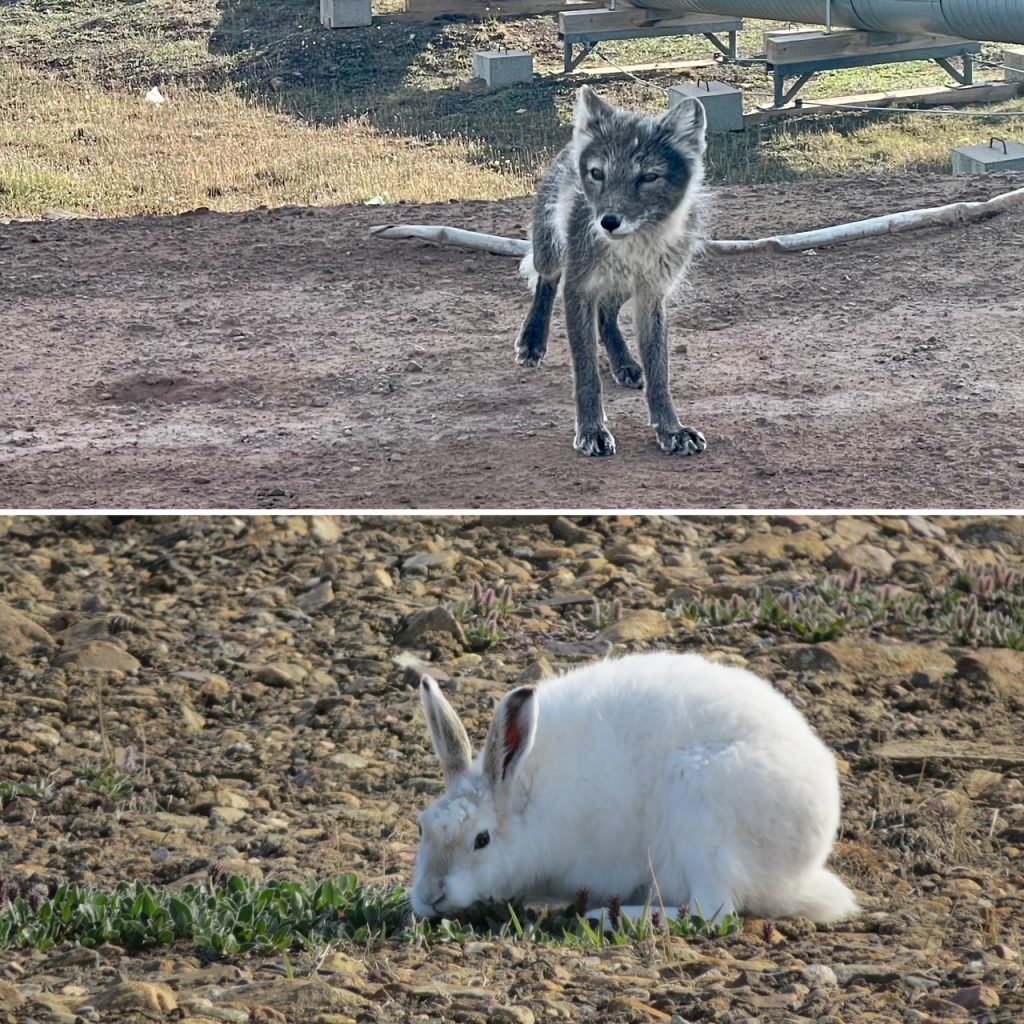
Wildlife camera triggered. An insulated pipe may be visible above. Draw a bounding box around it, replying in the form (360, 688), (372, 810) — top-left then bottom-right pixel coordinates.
(635, 0), (1024, 44)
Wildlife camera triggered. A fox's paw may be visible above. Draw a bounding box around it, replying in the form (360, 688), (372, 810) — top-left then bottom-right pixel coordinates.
(514, 329), (547, 368)
(657, 426), (706, 456)
(611, 361), (644, 390)
(574, 426), (616, 457)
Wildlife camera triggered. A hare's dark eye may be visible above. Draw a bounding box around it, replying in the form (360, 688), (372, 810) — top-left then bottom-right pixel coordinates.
(588, 167), (604, 182)
(417, 822), (422, 837)
(473, 830), (490, 851)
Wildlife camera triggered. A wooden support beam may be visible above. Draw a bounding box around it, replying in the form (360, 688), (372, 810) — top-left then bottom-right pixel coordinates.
(742, 80), (1024, 127)
(764, 28), (977, 65)
(558, 7), (732, 34)
(398, 0), (602, 19)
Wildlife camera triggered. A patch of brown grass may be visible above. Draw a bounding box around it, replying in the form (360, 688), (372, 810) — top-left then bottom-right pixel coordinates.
(0, 68), (532, 218)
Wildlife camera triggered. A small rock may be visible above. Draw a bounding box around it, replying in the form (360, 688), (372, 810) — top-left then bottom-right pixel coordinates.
(298, 579), (334, 612)
(91, 981), (177, 1015)
(827, 543), (895, 575)
(957, 649), (1024, 700)
(394, 606), (466, 647)
(488, 1007), (536, 1024)
(515, 657), (555, 686)
(309, 516), (342, 544)
(0, 599), (52, 655)
(599, 609), (671, 643)
(606, 541), (659, 565)
(53, 639), (141, 675)
(949, 984), (1000, 1009)
(255, 662), (308, 687)
(0, 980), (26, 1010)
(802, 964), (839, 989)
(402, 550), (460, 572)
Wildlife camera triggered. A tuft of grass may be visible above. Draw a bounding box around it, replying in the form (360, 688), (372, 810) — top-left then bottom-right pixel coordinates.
(0, 776), (57, 809)
(0, 873), (740, 956)
(671, 563), (1024, 648)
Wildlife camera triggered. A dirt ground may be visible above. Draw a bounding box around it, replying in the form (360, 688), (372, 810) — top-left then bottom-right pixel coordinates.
(1, 173), (1023, 510)
(0, 514), (1022, 1023)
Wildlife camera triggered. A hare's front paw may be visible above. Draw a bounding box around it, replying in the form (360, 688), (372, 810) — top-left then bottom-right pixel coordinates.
(656, 426), (706, 456)
(574, 425), (616, 457)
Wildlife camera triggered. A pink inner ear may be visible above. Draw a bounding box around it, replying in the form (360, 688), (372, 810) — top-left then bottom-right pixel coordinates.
(501, 711), (523, 779)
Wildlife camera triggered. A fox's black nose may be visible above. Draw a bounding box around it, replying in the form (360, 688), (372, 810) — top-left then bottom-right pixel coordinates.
(600, 214), (622, 233)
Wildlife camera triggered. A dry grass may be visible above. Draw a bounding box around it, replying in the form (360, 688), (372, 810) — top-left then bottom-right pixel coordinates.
(0, 68), (532, 218)
(0, 0), (1022, 220)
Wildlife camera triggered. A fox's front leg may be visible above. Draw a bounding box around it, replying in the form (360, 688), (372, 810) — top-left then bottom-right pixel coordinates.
(564, 284), (615, 456)
(635, 292), (706, 456)
(515, 274), (559, 367)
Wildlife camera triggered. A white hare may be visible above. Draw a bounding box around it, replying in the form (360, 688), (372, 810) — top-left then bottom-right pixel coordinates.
(410, 651), (858, 924)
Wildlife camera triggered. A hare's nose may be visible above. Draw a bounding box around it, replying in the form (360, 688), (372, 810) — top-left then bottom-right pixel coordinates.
(600, 214), (622, 233)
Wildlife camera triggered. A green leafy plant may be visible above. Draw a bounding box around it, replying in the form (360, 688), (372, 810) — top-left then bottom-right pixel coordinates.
(0, 874), (740, 957)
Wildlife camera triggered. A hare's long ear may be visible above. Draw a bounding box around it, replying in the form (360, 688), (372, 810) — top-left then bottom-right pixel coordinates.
(416, 670), (472, 785)
(482, 687), (538, 789)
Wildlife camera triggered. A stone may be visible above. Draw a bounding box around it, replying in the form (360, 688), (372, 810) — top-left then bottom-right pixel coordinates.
(606, 541), (659, 565)
(394, 605), (466, 647)
(515, 657), (555, 685)
(779, 638), (955, 680)
(949, 984), (1000, 1009)
(0, 598), (52, 654)
(255, 662), (308, 687)
(802, 963), (839, 989)
(956, 648), (1024, 700)
(402, 550), (460, 572)
(92, 981), (178, 1015)
(827, 543), (895, 575)
(599, 610), (671, 643)
(53, 639), (141, 675)
(309, 516), (342, 544)
(488, 1007), (536, 1024)
(0, 980), (25, 1010)
(298, 579), (334, 612)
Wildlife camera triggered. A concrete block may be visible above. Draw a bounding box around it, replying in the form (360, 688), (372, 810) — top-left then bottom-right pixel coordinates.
(952, 139), (1024, 175)
(1004, 46), (1024, 82)
(668, 82), (743, 133)
(321, 0), (371, 28)
(473, 51), (533, 88)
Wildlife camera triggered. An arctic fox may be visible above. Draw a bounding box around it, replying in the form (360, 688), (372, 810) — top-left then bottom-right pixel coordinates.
(516, 87), (708, 457)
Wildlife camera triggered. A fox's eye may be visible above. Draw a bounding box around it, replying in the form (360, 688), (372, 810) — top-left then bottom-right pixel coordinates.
(639, 172), (660, 184)
(473, 830), (490, 851)
(588, 167), (604, 182)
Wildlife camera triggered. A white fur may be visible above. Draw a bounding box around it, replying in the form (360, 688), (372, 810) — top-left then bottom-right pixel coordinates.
(412, 652), (859, 923)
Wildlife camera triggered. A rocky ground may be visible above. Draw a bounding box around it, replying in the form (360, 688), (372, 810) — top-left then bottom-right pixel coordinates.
(0, 514), (1022, 1023)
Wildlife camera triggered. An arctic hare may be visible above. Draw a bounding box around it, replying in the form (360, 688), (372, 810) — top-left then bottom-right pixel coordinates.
(410, 652), (858, 923)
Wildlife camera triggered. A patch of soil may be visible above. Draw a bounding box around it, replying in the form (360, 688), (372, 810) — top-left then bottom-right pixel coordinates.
(1, 173), (1022, 509)
(0, 514), (1022, 1021)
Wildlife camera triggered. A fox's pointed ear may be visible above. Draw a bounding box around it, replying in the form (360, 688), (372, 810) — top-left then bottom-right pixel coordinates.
(482, 686), (538, 789)
(661, 97), (707, 157)
(573, 86), (614, 135)
(415, 669), (472, 785)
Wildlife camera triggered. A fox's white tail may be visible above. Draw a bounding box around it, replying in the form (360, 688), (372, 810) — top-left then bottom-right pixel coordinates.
(793, 868), (860, 923)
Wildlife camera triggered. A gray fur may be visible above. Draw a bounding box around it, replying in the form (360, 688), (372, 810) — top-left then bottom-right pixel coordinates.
(515, 87), (709, 457)
(419, 674), (473, 783)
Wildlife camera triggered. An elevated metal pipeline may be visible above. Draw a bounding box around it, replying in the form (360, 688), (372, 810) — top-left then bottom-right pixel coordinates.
(634, 0), (1024, 44)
